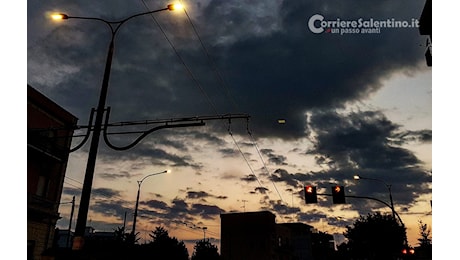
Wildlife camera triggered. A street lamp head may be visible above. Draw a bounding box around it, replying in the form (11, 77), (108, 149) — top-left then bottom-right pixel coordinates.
(353, 175), (360, 180)
(167, 3), (184, 11)
(166, 169), (172, 174)
(51, 13), (69, 20)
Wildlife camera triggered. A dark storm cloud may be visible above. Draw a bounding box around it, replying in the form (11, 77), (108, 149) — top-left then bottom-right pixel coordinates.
(96, 141), (202, 169)
(186, 190), (228, 200)
(98, 171), (131, 180)
(187, 191), (210, 200)
(261, 149), (288, 165)
(219, 148), (239, 157)
(326, 216), (354, 228)
(92, 200), (131, 220)
(271, 168), (301, 187)
(84, 220), (124, 233)
(113, 196), (226, 225)
(197, 1), (428, 139)
(171, 198), (189, 211)
(138, 199), (220, 222)
(190, 131), (227, 146)
(92, 187), (122, 199)
(150, 138), (189, 151)
(62, 186), (81, 197)
(265, 109), (431, 212)
(268, 200), (301, 215)
(190, 203), (226, 219)
(306, 109), (422, 170)
(142, 199), (169, 210)
(417, 130), (432, 143)
(163, 198), (195, 221)
(297, 210), (328, 223)
(348, 168), (431, 210)
(392, 129), (432, 145)
(240, 174), (258, 182)
(254, 186), (269, 194)
(28, 1), (429, 142)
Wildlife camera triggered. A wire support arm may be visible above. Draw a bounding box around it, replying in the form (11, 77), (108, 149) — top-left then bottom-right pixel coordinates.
(65, 112), (250, 150)
(69, 108), (96, 152)
(105, 113), (250, 127)
(102, 107), (206, 151)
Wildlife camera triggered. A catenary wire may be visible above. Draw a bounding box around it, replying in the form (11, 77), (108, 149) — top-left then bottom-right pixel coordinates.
(139, 1), (265, 193)
(179, 3), (286, 204)
(140, 0), (219, 115)
(139, 1), (286, 207)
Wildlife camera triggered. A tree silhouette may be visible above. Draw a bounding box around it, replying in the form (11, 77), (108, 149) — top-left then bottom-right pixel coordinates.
(191, 239), (220, 260)
(343, 212), (407, 260)
(113, 226), (139, 244)
(416, 220), (432, 259)
(417, 220), (431, 247)
(148, 226), (189, 260)
(114, 226), (126, 242)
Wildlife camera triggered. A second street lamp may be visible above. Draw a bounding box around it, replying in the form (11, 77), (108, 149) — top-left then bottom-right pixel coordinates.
(51, 4), (183, 250)
(353, 174), (396, 219)
(132, 169), (171, 239)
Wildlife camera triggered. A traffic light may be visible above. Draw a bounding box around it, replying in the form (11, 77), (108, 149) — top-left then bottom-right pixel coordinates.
(331, 185), (346, 204)
(304, 185), (317, 204)
(402, 247), (415, 258)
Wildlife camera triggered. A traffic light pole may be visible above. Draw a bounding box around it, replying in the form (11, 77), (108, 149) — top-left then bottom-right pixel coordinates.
(317, 193), (404, 225)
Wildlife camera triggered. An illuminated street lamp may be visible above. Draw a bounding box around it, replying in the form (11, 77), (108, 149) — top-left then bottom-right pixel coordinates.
(353, 174), (396, 219)
(51, 4), (183, 250)
(132, 169), (171, 239)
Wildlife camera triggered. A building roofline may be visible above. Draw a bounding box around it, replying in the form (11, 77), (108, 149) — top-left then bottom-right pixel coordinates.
(27, 84), (78, 124)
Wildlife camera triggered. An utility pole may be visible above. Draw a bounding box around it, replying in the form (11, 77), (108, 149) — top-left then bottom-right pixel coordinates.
(203, 227), (207, 240)
(66, 196), (75, 248)
(123, 211), (127, 231)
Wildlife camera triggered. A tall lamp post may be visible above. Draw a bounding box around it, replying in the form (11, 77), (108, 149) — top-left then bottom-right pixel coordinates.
(132, 169), (171, 238)
(51, 4), (183, 250)
(353, 174), (396, 219)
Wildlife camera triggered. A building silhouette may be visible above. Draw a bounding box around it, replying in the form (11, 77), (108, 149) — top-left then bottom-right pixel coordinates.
(220, 211), (317, 260)
(221, 211), (277, 260)
(310, 231), (335, 260)
(27, 85), (78, 259)
(277, 223), (314, 260)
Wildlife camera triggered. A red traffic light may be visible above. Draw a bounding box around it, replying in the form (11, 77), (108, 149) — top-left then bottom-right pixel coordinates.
(304, 185), (317, 204)
(331, 185), (346, 204)
(402, 248), (415, 255)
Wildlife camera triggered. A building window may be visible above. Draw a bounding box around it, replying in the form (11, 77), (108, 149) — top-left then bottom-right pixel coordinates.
(36, 175), (49, 197)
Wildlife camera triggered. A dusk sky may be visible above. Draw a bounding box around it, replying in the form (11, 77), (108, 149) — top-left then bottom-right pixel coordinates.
(22, 0), (441, 254)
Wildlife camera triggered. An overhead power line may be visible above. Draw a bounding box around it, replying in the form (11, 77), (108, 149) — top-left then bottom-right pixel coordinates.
(139, 1), (286, 209)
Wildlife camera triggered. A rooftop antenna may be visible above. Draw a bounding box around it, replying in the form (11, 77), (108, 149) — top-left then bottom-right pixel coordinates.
(241, 200), (248, 212)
